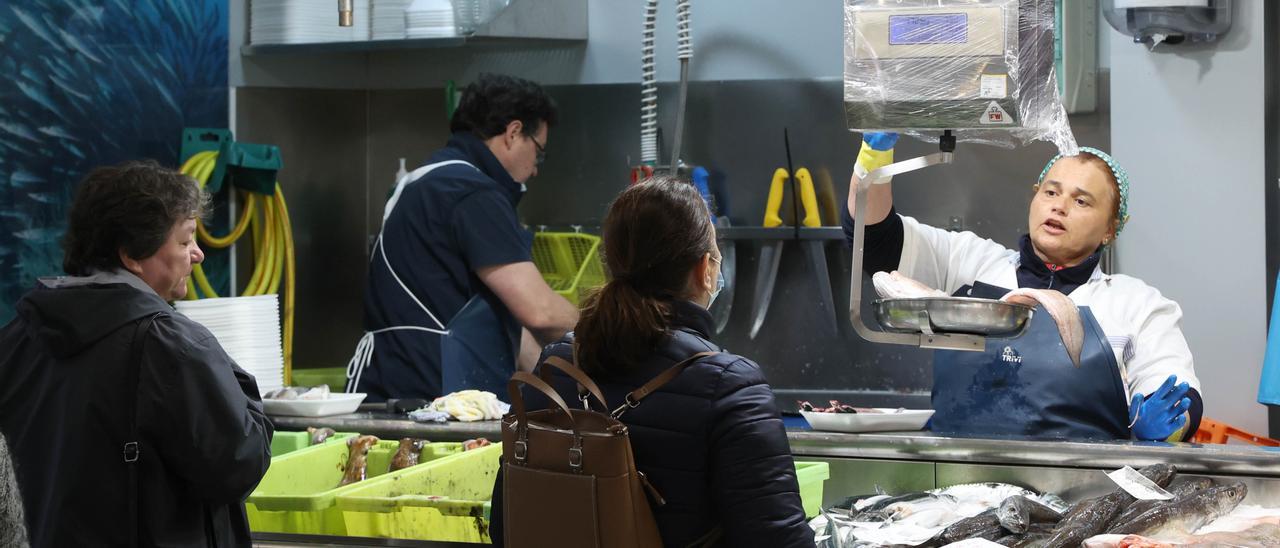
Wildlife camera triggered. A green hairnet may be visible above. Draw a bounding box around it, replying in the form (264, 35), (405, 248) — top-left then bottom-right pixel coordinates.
(1037, 146), (1130, 235)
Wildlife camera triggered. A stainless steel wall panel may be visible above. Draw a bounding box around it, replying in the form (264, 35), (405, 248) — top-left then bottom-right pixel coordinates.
(235, 76), (1108, 402)
(235, 87), (371, 371)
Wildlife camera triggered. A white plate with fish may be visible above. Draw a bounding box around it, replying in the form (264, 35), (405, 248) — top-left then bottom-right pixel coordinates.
(801, 408), (934, 433)
(263, 392), (367, 417)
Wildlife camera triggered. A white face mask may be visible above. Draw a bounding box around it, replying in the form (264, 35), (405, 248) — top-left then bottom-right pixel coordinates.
(708, 256), (725, 308)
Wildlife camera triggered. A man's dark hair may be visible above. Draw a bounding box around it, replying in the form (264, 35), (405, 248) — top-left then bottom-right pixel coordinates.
(62, 160), (210, 276)
(449, 73), (558, 139)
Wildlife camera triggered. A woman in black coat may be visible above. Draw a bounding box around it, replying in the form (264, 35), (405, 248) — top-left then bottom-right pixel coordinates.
(491, 177), (815, 547)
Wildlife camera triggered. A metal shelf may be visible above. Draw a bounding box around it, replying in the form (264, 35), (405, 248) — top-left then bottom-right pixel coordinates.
(717, 226), (846, 241)
(241, 0), (586, 56)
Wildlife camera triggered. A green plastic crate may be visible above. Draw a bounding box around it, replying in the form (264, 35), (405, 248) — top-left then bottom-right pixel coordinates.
(531, 232), (605, 306)
(290, 367), (350, 392)
(247, 439), (465, 535)
(795, 461), (830, 519)
(334, 443), (502, 542)
(270, 430), (356, 457)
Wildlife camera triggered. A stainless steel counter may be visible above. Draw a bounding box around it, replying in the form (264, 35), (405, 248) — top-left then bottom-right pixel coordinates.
(270, 413), (1280, 476)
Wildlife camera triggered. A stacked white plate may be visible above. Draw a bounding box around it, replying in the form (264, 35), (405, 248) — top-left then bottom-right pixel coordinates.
(372, 0), (414, 40)
(405, 0), (457, 39)
(250, 0), (372, 45)
(453, 0), (508, 35)
(175, 295), (285, 398)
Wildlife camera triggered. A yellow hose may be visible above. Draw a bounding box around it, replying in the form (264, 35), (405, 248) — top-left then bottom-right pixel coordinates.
(275, 184), (296, 377)
(178, 151), (295, 379)
(199, 193), (256, 248)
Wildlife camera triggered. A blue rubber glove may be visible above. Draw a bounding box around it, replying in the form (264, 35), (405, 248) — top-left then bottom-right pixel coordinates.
(863, 132), (899, 151)
(1129, 375), (1193, 441)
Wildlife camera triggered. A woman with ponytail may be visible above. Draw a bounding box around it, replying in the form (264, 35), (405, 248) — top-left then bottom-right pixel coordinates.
(491, 177), (814, 547)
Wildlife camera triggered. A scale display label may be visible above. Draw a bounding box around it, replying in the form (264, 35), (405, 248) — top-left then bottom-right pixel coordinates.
(888, 13), (969, 46)
(980, 74), (1008, 99)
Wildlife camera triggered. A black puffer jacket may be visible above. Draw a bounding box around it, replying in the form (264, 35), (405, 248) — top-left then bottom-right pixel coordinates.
(0, 274), (273, 547)
(491, 301), (814, 547)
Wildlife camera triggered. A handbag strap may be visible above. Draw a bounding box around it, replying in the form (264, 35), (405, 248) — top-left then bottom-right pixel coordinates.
(613, 351), (718, 419)
(507, 371), (582, 466)
(538, 356), (610, 411)
(126, 312), (162, 547)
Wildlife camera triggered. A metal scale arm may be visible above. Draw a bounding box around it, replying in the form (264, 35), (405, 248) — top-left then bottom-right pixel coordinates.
(847, 145), (987, 352)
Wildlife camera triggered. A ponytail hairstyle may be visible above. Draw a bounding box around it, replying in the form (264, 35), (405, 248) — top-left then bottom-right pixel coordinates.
(574, 176), (716, 376)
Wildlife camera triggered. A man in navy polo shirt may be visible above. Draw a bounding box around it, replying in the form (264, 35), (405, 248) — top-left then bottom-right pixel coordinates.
(351, 73), (579, 401)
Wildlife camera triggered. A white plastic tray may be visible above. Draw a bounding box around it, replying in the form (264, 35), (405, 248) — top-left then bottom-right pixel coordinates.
(800, 408), (934, 433)
(262, 392), (367, 417)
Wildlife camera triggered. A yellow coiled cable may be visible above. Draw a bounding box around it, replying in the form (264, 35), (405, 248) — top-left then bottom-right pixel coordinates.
(178, 150), (295, 380)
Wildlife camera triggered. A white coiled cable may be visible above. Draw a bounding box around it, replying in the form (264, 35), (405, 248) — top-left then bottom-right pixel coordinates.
(675, 0), (692, 59)
(669, 0), (692, 171)
(640, 0), (660, 164)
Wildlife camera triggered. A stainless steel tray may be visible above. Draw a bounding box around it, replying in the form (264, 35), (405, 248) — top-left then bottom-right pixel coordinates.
(873, 297), (1034, 337)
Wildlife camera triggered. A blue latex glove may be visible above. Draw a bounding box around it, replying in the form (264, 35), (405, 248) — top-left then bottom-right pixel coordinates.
(1129, 375), (1193, 441)
(863, 131), (899, 151)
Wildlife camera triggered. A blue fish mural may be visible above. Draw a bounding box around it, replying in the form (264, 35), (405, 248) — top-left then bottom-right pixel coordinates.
(0, 0), (229, 322)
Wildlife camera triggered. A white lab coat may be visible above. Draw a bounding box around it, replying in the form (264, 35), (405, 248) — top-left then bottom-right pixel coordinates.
(894, 214), (1201, 402)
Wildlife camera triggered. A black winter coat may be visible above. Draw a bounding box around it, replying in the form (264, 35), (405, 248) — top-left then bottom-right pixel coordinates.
(0, 275), (273, 547)
(491, 301), (814, 548)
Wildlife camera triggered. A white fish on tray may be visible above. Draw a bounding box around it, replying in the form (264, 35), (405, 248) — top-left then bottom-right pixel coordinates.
(264, 384), (330, 400)
(872, 270), (1085, 368)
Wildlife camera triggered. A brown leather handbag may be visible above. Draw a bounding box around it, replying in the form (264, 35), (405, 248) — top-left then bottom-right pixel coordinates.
(501, 352), (715, 547)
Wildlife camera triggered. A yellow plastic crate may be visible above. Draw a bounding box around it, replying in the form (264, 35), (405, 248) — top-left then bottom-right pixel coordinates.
(269, 430), (356, 457)
(334, 443), (502, 542)
(795, 461), (831, 519)
(246, 439), (465, 536)
(531, 232), (605, 305)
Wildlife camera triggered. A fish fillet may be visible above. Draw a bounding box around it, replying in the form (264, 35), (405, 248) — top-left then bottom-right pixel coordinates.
(872, 271), (946, 299)
(1000, 288), (1084, 368)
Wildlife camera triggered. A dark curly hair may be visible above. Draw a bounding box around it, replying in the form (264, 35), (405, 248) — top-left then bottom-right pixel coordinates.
(449, 73), (558, 139)
(62, 160), (210, 276)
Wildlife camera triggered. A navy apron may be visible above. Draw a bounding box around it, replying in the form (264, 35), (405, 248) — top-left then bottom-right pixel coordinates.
(440, 291), (521, 396)
(347, 158), (520, 398)
(929, 282), (1131, 440)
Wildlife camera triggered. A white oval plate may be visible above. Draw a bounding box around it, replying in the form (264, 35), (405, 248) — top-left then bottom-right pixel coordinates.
(262, 392), (367, 417)
(800, 408), (934, 433)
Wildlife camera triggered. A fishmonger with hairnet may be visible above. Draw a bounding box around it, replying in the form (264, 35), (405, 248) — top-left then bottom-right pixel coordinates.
(845, 133), (1201, 442)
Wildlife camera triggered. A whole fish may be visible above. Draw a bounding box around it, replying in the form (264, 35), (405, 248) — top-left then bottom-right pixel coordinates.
(1051, 463), (1176, 542)
(940, 508), (1001, 544)
(1000, 288), (1084, 367)
(931, 482), (1040, 509)
(1108, 476), (1213, 530)
(872, 270), (946, 299)
(849, 491), (940, 522)
(1046, 494), (1125, 547)
(997, 525), (1056, 548)
(338, 435), (380, 486)
(389, 438), (426, 472)
(1110, 481), (1248, 538)
(998, 495), (1064, 533)
(306, 426), (337, 445)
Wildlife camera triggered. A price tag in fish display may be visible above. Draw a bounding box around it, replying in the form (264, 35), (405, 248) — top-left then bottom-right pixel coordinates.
(1106, 465), (1175, 501)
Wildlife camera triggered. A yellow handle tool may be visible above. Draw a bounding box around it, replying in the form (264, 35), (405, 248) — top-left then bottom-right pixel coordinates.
(795, 167), (821, 228)
(763, 168), (789, 228)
